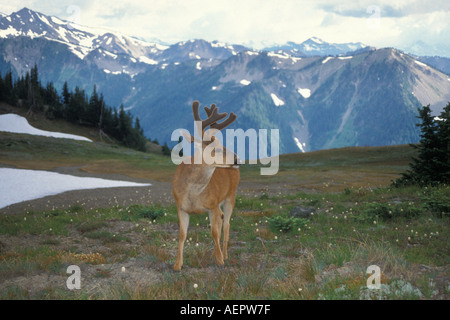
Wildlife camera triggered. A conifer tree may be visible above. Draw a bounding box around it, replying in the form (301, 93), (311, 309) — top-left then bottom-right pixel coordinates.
(436, 102), (450, 182)
(395, 103), (450, 186)
(62, 81), (71, 105)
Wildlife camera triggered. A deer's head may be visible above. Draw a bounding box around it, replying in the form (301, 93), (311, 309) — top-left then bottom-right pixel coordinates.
(182, 101), (240, 168)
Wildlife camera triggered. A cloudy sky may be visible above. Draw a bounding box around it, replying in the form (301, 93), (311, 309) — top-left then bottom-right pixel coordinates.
(1, 0), (449, 55)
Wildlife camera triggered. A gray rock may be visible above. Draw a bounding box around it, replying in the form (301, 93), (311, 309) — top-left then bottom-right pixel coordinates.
(289, 206), (316, 218)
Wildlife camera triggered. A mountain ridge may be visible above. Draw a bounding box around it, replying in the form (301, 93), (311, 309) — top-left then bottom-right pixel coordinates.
(1, 8), (450, 154)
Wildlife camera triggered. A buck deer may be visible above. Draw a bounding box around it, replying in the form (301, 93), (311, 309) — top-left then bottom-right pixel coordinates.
(172, 101), (240, 271)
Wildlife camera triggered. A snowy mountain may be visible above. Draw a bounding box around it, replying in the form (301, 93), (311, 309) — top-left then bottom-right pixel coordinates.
(404, 40), (450, 59)
(264, 37), (371, 57)
(0, 8), (252, 77)
(1, 8), (450, 154)
(0, 7), (167, 61)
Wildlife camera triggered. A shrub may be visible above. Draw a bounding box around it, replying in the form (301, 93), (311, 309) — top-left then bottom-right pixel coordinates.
(136, 205), (165, 220)
(423, 189), (450, 218)
(362, 202), (422, 221)
(267, 215), (309, 233)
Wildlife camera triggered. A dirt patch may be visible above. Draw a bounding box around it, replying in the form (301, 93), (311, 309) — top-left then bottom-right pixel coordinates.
(0, 217), (171, 297)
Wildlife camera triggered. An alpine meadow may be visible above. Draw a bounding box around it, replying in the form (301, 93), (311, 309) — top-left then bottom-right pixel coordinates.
(0, 6), (449, 304)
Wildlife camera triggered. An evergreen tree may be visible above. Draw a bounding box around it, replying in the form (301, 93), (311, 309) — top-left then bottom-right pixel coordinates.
(62, 81), (71, 105)
(87, 85), (102, 126)
(436, 102), (450, 182)
(118, 104), (132, 144)
(161, 142), (171, 156)
(27, 64), (43, 113)
(98, 93), (105, 129)
(395, 103), (450, 186)
(66, 86), (87, 123)
(132, 117), (147, 151)
(0, 70), (14, 104)
(14, 75), (28, 102)
(44, 81), (63, 119)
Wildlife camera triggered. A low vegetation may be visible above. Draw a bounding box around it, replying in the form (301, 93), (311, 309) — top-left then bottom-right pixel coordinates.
(0, 184), (448, 299)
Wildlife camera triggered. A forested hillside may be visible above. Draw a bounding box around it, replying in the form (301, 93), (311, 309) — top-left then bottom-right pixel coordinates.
(0, 65), (148, 151)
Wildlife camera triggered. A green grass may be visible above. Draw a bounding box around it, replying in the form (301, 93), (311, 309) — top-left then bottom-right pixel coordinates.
(0, 131), (175, 181)
(239, 144), (417, 192)
(0, 184), (448, 299)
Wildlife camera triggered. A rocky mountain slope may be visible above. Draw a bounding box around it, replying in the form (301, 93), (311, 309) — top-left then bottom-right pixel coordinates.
(1, 8), (450, 154)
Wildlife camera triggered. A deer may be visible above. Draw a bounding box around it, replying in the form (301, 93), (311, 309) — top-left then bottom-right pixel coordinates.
(172, 101), (240, 271)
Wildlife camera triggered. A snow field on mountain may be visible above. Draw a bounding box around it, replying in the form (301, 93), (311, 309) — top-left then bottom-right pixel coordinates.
(0, 113), (92, 142)
(0, 168), (151, 209)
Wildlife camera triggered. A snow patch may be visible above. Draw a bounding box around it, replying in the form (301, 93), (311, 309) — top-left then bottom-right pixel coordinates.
(211, 41), (227, 48)
(38, 14), (51, 27)
(293, 137), (306, 153)
(310, 37), (324, 44)
(0, 26), (20, 38)
(297, 88), (311, 99)
(0, 114), (92, 142)
(322, 57), (334, 64)
(103, 50), (118, 59)
(56, 26), (69, 42)
(240, 79), (251, 86)
(268, 52), (289, 59)
(67, 44), (90, 60)
(139, 56), (158, 65)
(189, 52), (201, 59)
(270, 93), (285, 107)
(0, 168), (151, 209)
(51, 16), (66, 25)
(414, 60), (428, 67)
(338, 56), (353, 60)
(196, 62), (202, 70)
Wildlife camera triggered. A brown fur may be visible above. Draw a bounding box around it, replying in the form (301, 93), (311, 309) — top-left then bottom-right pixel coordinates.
(172, 164), (240, 271)
(172, 101), (240, 271)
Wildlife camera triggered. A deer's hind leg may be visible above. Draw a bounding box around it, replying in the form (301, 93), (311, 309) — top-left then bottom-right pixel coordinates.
(174, 208), (190, 271)
(209, 208), (224, 266)
(222, 197), (235, 260)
